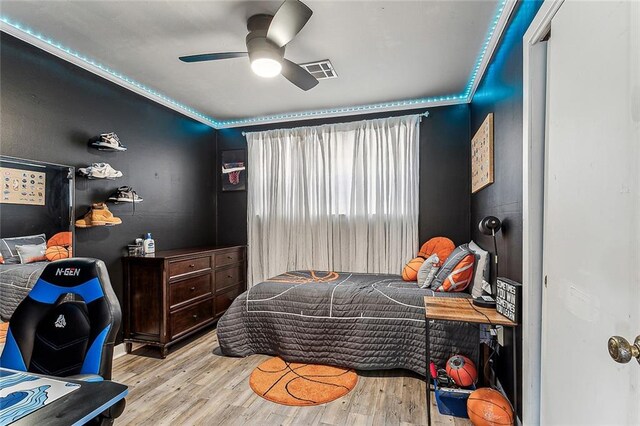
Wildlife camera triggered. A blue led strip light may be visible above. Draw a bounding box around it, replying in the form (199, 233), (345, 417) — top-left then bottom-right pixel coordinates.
(217, 95), (466, 127)
(1, 0), (508, 129)
(0, 16), (221, 128)
(463, 0), (508, 98)
(215, 0), (509, 128)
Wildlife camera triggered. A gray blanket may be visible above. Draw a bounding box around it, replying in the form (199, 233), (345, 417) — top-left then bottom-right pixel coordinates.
(217, 271), (479, 376)
(0, 262), (47, 321)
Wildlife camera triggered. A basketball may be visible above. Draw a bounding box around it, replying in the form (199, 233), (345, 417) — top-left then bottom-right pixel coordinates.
(402, 257), (425, 281)
(47, 231), (72, 248)
(467, 388), (514, 426)
(446, 355), (477, 387)
(418, 237), (455, 266)
(46, 246), (70, 261)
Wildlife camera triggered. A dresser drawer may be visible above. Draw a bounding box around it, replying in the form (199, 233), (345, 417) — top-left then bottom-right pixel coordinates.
(214, 249), (244, 268)
(169, 274), (212, 310)
(215, 288), (240, 316)
(170, 299), (213, 338)
(169, 256), (211, 279)
(215, 265), (244, 292)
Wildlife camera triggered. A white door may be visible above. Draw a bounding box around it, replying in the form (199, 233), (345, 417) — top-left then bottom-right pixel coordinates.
(540, 1), (639, 425)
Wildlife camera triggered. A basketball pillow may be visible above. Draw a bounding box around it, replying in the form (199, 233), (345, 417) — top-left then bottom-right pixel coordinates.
(431, 244), (476, 292)
(467, 388), (514, 426)
(46, 246), (70, 262)
(446, 355), (477, 387)
(418, 237), (455, 266)
(47, 231), (72, 248)
(0, 255), (3, 264)
(402, 257), (425, 281)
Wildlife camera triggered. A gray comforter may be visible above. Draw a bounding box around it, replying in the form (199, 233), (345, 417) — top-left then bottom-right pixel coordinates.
(217, 271), (479, 376)
(0, 262), (47, 321)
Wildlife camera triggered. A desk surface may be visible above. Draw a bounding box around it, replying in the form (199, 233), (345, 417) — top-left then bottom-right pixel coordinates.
(9, 374), (128, 426)
(423, 296), (517, 327)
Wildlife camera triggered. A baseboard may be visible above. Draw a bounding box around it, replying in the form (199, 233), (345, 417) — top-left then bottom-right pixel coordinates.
(113, 343), (126, 359)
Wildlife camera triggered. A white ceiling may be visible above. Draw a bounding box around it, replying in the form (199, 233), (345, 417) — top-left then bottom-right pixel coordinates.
(1, 0), (500, 124)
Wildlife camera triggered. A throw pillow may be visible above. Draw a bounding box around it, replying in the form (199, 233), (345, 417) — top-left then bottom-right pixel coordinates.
(431, 244), (476, 292)
(468, 240), (490, 298)
(15, 243), (47, 264)
(417, 254), (440, 289)
(1, 233), (47, 264)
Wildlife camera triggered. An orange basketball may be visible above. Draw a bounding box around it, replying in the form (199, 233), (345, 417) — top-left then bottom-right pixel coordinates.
(467, 388), (514, 426)
(446, 355), (477, 387)
(47, 231), (72, 248)
(418, 237), (455, 266)
(401, 257), (425, 281)
(46, 246), (70, 261)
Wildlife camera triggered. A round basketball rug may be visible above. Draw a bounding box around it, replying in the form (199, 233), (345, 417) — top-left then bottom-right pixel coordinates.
(249, 357), (358, 406)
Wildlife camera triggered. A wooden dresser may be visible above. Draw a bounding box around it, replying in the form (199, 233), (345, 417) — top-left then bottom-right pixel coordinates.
(122, 246), (246, 357)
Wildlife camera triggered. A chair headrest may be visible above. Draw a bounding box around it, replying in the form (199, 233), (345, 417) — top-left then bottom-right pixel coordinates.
(38, 258), (104, 287)
(29, 258), (111, 305)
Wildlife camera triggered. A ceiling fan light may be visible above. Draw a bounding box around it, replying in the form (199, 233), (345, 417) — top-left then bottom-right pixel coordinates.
(251, 57), (282, 78)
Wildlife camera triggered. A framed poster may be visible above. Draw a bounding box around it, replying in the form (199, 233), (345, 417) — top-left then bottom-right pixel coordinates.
(1, 166), (46, 205)
(221, 150), (246, 192)
(471, 113), (494, 193)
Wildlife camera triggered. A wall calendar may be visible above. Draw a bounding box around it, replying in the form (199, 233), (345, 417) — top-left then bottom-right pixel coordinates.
(471, 113), (494, 193)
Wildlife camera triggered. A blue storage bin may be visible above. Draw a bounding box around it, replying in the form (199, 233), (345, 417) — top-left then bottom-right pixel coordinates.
(433, 380), (475, 418)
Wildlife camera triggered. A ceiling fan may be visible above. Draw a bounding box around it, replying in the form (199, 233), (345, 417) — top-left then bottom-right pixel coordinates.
(179, 0), (319, 91)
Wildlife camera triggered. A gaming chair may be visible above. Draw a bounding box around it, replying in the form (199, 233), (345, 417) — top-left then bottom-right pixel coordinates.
(0, 258), (121, 381)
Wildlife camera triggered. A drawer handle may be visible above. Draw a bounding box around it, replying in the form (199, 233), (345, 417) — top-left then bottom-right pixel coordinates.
(189, 264), (196, 268)
(190, 286), (196, 291)
(227, 275), (232, 279)
(192, 314), (198, 319)
(227, 256), (233, 260)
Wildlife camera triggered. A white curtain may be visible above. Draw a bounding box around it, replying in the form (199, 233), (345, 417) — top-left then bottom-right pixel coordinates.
(246, 115), (420, 286)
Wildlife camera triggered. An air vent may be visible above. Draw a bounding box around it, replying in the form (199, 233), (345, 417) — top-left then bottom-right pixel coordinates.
(300, 59), (338, 80)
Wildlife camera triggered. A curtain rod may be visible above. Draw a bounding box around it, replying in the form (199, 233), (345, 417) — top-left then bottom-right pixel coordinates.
(241, 111), (429, 136)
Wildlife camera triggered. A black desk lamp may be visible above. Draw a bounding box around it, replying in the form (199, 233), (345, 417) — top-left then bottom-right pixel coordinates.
(473, 216), (502, 308)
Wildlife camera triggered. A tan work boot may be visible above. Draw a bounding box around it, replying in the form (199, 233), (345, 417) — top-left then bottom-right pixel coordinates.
(75, 209), (94, 228)
(75, 203), (122, 227)
(91, 202), (121, 226)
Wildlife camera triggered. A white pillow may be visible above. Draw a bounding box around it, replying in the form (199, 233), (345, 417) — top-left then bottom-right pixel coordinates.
(15, 243), (47, 264)
(468, 240), (490, 298)
(417, 254), (440, 289)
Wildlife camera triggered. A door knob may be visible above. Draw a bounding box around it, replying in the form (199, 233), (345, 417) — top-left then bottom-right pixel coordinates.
(607, 335), (640, 364)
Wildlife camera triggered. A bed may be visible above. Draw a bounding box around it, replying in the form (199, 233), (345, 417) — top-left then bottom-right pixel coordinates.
(217, 270), (479, 377)
(0, 261), (48, 321)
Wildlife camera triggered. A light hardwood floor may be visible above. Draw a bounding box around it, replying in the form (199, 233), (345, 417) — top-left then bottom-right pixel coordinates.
(112, 328), (470, 426)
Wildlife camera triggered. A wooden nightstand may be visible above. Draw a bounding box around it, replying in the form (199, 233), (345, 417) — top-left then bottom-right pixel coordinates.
(423, 296), (518, 425)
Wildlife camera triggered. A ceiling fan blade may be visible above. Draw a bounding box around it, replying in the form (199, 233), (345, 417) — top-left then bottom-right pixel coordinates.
(281, 59), (318, 91)
(179, 52), (248, 63)
(267, 0), (313, 47)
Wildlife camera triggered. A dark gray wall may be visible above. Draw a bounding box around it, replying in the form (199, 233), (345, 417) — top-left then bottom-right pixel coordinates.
(216, 105), (471, 249)
(0, 33), (217, 339)
(469, 1), (543, 418)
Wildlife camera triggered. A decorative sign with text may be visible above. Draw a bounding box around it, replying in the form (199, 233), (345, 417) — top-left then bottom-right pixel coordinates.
(496, 277), (521, 323)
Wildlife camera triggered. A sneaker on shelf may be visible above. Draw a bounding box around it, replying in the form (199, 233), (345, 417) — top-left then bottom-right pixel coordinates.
(75, 202), (122, 227)
(107, 186), (143, 203)
(91, 132), (127, 151)
(78, 163), (123, 179)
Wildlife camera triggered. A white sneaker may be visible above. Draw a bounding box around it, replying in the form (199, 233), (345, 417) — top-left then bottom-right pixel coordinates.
(78, 163), (123, 179)
(91, 132), (127, 151)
